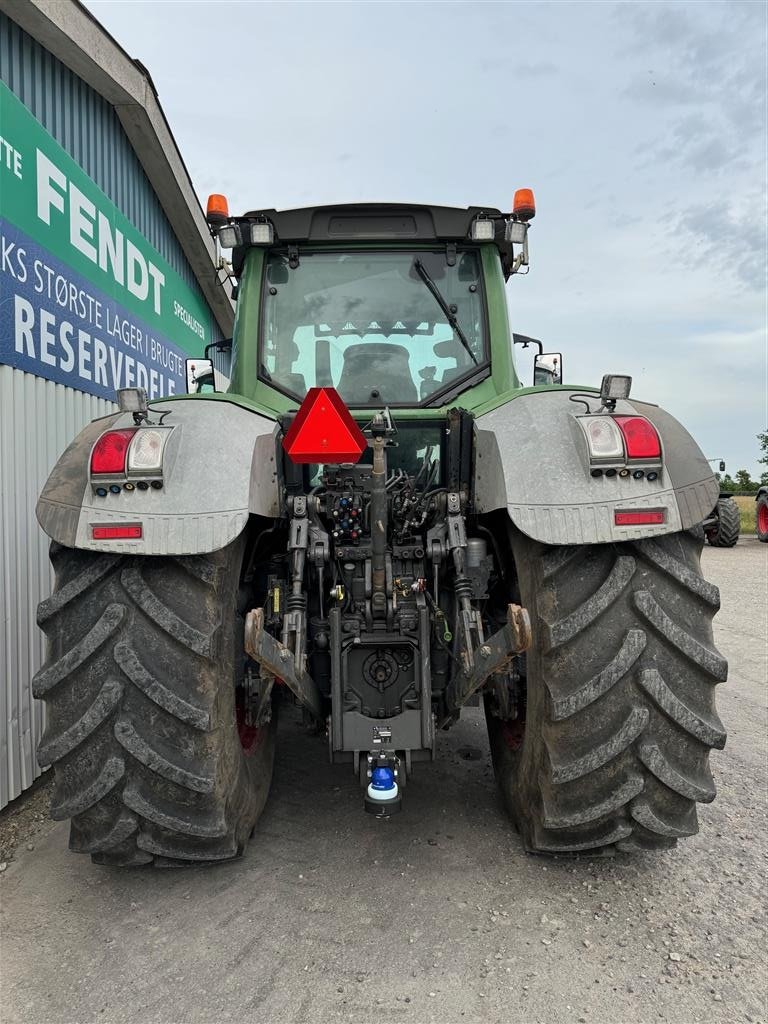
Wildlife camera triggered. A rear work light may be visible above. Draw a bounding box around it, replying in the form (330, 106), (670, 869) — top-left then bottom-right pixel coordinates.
(218, 224), (241, 248)
(91, 429), (138, 474)
(614, 509), (666, 526)
(470, 218), (496, 241)
(249, 221), (274, 244)
(613, 416), (661, 460)
(91, 524), (143, 540)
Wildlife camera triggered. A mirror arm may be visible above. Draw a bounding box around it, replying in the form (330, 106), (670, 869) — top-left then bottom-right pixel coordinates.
(204, 338), (233, 360)
(512, 334), (543, 355)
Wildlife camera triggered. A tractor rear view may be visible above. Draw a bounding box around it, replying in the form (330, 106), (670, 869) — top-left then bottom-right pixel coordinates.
(34, 195), (726, 866)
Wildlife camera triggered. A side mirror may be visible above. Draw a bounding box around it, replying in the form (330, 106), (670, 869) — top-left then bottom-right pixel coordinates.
(534, 352), (562, 386)
(186, 357), (215, 394)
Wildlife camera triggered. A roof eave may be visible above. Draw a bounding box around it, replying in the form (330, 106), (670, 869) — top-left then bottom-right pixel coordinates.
(0, 0), (234, 336)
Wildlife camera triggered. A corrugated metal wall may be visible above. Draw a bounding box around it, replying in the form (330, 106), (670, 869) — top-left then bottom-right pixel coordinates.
(0, 367), (116, 807)
(0, 12), (221, 806)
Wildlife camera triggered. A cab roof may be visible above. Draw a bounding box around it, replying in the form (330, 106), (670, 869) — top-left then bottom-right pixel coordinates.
(231, 203), (516, 276)
(240, 203), (505, 243)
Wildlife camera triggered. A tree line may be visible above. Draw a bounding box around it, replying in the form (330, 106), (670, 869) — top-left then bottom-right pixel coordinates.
(715, 431), (768, 493)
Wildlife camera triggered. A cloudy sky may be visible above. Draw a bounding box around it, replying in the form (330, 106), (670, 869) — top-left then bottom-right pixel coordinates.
(88, 0), (767, 477)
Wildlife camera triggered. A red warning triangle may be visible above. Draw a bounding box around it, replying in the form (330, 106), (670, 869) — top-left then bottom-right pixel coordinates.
(282, 387), (367, 464)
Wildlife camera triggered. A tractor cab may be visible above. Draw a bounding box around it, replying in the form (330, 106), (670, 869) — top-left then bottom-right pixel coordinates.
(204, 200), (537, 415)
(260, 247), (484, 407)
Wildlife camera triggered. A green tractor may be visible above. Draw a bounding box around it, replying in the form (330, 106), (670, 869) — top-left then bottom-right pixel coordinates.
(34, 195), (726, 866)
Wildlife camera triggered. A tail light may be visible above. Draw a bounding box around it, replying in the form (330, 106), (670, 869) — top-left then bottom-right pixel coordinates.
(578, 417), (624, 461)
(613, 416), (661, 460)
(91, 429), (137, 474)
(615, 510), (666, 526)
(127, 429), (170, 474)
(579, 414), (662, 467)
(92, 525), (143, 540)
(90, 427), (171, 478)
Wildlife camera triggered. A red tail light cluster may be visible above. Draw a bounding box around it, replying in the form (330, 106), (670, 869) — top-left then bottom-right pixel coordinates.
(92, 525), (143, 540)
(612, 416), (661, 460)
(579, 414), (662, 468)
(614, 510), (665, 526)
(91, 429), (138, 474)
(90, 427), (171, 485)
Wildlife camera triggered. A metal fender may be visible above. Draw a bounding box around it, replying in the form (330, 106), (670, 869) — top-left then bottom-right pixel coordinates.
(36, 398), (280, 555)
(474, 391), (718, 545)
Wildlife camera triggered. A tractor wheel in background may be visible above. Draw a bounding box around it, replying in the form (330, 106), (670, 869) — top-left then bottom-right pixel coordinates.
(705, 497), (740, 547)
(756, 494), (768, 543)
(33, 537), (276, 866)
(485, 527), (727, 855)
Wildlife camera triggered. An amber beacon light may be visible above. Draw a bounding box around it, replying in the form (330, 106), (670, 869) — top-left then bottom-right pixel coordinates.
(206, 193), (229, 229)
(513, 188), (536, 221)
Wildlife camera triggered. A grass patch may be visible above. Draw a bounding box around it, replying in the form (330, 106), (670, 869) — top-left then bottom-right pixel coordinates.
(732, 495), (756, 534)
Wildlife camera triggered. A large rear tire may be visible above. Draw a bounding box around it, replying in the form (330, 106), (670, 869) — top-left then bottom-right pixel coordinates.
(705, 497), (740, 547)
(486, 528), (727, 854)
(33, 538), (276, 866)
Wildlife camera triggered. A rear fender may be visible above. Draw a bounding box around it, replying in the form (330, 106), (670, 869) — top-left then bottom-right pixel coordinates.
(474, 391), (717, 544)
(36, 398), (280, 555)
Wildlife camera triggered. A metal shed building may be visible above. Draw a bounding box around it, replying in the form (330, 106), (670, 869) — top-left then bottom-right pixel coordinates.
(0, 0), (233, 808)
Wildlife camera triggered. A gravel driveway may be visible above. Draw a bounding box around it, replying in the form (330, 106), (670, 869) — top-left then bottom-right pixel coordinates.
(1, 539), (765, 1024)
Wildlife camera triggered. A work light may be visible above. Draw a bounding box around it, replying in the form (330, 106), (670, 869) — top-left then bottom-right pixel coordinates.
(249, 221), (274, 244)
(505, 220), (528, 244)
(117, 387), (148, 414)
(470, 218), (495, 241)
(600, 374), (632, 401)
(218, 225), (241, 248)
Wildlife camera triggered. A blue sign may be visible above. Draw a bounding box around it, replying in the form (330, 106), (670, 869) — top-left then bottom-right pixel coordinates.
(1, 219), (188, 400)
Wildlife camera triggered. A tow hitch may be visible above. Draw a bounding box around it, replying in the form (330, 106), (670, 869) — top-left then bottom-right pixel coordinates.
(363, 752), (403, 817)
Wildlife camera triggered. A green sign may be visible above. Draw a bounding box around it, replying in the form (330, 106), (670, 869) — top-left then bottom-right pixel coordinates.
(0, 80), (212, 399)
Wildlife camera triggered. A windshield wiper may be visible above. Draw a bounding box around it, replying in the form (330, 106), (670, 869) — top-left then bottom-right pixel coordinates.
(413, 259), (478, 366)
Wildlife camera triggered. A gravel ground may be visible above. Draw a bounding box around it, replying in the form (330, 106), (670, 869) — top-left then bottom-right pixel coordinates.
(0, 772), (53, 867)
(1, 539), (765, 1024)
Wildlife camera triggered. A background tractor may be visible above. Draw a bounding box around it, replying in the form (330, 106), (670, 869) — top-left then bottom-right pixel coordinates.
(756, 487), (768, 542)
(702, 461), (740, 548)
(33, 195), (726, 866)
(703, 495), (741, 548)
